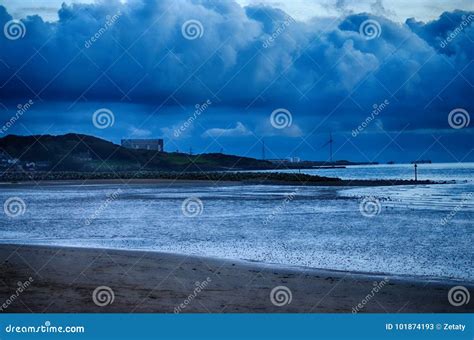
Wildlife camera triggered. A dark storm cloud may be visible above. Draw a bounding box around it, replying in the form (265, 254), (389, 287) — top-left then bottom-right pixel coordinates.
(0, 0), (472, 134)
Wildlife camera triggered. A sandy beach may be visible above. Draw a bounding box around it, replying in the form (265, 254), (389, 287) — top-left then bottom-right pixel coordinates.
(0, 244), (472, 313)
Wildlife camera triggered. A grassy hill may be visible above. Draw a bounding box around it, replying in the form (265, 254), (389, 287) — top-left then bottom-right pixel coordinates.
(0, 134), (273, 172)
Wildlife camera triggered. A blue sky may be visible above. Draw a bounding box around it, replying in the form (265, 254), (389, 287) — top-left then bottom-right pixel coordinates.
(0, 0), (473, 162)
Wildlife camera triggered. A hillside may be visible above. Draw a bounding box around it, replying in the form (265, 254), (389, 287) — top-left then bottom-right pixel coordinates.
(0, 134), (273, 172)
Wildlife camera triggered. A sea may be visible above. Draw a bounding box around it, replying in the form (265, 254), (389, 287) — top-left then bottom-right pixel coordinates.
(0, 163), (473, 282)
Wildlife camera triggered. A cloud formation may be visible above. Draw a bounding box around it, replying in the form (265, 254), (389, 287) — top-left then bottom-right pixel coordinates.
(202, 122), (251, 138)
(0, 0), (472, 161)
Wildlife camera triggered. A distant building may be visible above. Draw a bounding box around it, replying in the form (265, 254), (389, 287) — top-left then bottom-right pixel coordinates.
(121, 139), (164, 152)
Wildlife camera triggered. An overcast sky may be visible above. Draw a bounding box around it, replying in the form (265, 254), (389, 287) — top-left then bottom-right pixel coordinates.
(0, 0), (472, 162)
(2, 0), (473, 22)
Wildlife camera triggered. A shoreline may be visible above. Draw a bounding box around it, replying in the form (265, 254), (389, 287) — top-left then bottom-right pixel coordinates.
(1, 242), (471, 286)
(1, 243), (472, 313)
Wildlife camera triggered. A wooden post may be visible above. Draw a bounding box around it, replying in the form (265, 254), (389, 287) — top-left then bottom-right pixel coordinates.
(414, 163), (418, 182)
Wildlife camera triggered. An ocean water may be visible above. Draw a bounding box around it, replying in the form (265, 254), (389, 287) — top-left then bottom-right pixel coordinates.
(0, 163), (473, 281)
(251, 162), (474, 182)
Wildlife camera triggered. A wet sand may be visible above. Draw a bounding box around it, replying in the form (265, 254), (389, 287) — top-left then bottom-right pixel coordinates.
(0, 244), (472, 313)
